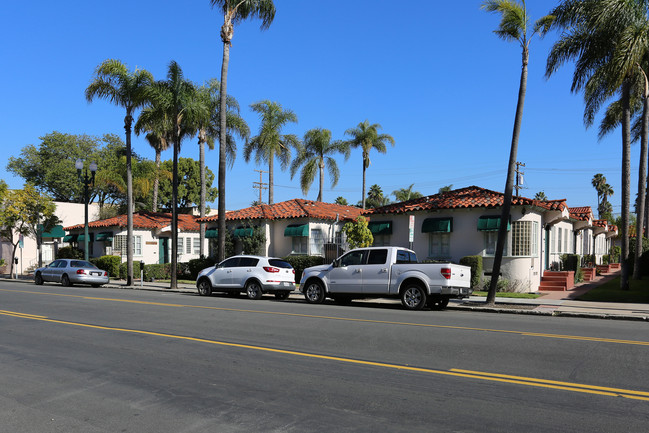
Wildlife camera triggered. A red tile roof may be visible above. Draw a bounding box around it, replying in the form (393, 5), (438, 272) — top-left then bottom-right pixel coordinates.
(568, 206), (593, 221)
(64, 211), (200, 232)
(198, 199), (364, 223)
(364, 186), (567, 215)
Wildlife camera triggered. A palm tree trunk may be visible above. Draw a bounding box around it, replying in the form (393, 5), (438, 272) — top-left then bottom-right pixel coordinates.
(487, 46), (528, 305)
(125, 112), (134, 287)
(217, 19), (231, 262)
(361, 154), (367, 210)
(268, 155), (274, 205)
(153, 149), (161, 212)
(171, 136), (179, 290)
(633, 95), (648, 279)
(318, 161), (324, 202)
(620, 80), (631, 290)
(199, 133), (206, 258)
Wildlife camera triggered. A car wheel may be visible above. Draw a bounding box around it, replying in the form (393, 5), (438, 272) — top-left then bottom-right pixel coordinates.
(304, 280), (326, 304)
(34, 273), (44, 285)
(61, 274), (72, 287)
(274, 291), (289, 301)
(401, 284), (426, 310)
(197, 279), (212, 296)
(428, 296), (449, 310)
(245, 281), (263, 300)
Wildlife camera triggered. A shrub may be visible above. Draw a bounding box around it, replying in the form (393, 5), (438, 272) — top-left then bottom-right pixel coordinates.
(560, 254), (582, 283)
(188, 257), (216, 280)
(282, 255), (326, 283)
(90, 255), (121, 278)
(57, 246), (84, 259)
(460, 255), (482, 289)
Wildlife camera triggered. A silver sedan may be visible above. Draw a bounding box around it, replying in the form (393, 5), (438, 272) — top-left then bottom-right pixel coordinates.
(34, 259), (110, 287)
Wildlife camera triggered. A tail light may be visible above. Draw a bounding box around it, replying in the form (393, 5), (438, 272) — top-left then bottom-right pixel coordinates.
(76, 269), (86, 275)
(441, 268), (452, 280)
(263, 266), (280, 273)
(292, 269), (295, 274)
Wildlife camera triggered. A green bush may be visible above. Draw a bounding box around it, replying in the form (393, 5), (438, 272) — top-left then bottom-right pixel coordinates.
(460, 255), (482, 289)
(561, 254), (582, 283)
(57, 246), (84, 259)
(90, 255), (121, 278)
(282, 255), (326, 283)
(144, 263), (171, 281)
(482, 276), (511, 292)
(188, 257), (216, 280)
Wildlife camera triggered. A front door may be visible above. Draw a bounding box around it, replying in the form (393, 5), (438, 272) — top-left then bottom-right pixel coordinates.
(159, 238), (169, 264)
(544, 227), (550, 270)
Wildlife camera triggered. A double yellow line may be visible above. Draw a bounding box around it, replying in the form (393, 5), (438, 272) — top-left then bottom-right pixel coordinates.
(1, 309), (648, 401)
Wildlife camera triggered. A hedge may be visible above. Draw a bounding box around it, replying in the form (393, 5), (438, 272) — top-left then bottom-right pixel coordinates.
(281, 255), (326, 283)
(56, 246), (84, 259)
(90, 255), (121, 278)
(459, 255), (481, 289)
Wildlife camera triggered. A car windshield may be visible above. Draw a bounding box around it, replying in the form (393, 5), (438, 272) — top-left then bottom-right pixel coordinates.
(70, 260), (96, 268)
(268, 259), (292, 269)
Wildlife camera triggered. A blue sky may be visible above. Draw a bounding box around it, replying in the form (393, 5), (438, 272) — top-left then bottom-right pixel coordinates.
(1, 1), (641, 216)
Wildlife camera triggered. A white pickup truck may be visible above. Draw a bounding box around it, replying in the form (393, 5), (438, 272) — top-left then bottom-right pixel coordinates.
(299, 247), (472, 310)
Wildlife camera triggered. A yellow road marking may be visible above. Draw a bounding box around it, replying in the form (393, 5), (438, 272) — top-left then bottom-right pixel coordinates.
(1, 308), (647, 401)
(1, 287), (649, 347)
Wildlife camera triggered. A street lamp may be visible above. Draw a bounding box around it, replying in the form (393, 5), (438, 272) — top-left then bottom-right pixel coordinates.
(76, 159), (97, 261)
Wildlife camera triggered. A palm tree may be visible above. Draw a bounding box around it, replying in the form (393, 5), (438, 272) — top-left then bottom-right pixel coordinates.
(191, 79), (249, 256)
(344, 120), (395, 209)
(210, 0), (275, 262)
(438, 185), (453, 193)
(393, 184), (423, 202)
(546, 0), (649, 289)
(244, 100), (299, 204)
(85, 59), (154, 286)
(146, 61), (204, 289)
(482, 0), (553, 305)
(290, 128), (350, 201)
(135, 110), (172, 212)
(592, 173), (605, 210)
(534, 191), (548, 201)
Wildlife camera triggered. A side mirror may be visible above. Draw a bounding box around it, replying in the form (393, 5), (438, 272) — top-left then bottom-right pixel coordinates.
(332, 259), (339, 268)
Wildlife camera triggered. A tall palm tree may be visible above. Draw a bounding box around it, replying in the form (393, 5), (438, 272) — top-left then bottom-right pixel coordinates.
(546, 0), (649, 289)
(210, 0), (275, 262)
(244, 100), (299, 204)
(482, 0), (553, 305)
(146, 61), (204, 289)
(344, 120), (395, 210)
(290, 128), (350, 202)
(393, 184), (423, 202)
(85, 59), (154, 286)
(191, 79), (249, 256)
(134, 110), (172, 212)
(591, 173), (605, 210)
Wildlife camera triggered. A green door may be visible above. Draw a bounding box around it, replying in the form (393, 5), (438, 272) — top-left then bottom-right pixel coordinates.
(159, 238), (169, 264)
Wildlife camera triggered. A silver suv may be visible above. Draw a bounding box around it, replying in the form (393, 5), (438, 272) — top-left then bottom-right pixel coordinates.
(196, 255), (296, 300)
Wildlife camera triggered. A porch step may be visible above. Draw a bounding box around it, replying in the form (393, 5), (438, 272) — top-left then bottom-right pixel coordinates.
(538, 270), (574, 292)
(582, 268), (596, 281)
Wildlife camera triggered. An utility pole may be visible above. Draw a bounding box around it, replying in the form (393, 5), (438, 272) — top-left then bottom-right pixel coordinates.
(514, 161), (525, 197)
(253, 170), (268, 204)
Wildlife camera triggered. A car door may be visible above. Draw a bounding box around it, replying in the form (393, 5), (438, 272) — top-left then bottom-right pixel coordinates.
(327, 250), (366, 294)
(211, 257), (240, 288)
(361, 249), (391, 294)
(41, 260), (62, 282)
(230, 257), (259, 288)
(50, 259), (68, 282)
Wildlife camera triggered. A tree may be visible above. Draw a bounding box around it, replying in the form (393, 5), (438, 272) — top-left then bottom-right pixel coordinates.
(482, 0), (553, 305)
(86, 59), (154, 287)
(547, 0), (649, 289)
(290, 128), (350, 201)
(438, 185), (453, 194)
(334, 196), (349, 206)
(146, 61), (205, 289)
(158, 158), (218, 209)
(362, 184), (391, 209)
(344, 120), (395, 209)
(210, 0), (275, 263)
(0, 184), (59, 278)
(393, 184), (423, 202)
(534, 191), (548, 201)
(244, 100), (299, 205)
(342, 216), (373, 249)
(190, 79), (249, 256)
(592, 173), (605, 210)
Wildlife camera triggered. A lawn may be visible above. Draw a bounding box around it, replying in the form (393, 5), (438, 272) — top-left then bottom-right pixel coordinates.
(576, 277), (649, 303)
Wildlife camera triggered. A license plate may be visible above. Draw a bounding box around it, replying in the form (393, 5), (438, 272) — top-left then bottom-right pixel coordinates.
(92, 272), (100, 276)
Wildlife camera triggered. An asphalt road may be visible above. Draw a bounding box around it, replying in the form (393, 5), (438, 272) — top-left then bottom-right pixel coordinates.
(1, 280), (649, 432)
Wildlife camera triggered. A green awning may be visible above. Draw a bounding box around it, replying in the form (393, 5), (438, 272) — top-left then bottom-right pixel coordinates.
(477, 215), (510, 231)
(422, 218), (452, 233)
(233, 227), (254, 238)
(368, 221), (392, 235)
(205, 228), (218, 238)
(95, 232), (113, 241)
(284, 223), (308, 237)
(77, 233), (95, 242)
(63, 234), (78, 242)
(39, 224), (65, 238)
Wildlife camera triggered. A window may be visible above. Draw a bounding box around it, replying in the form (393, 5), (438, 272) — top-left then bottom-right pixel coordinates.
(531, 221), (538, 257)
(218, 257), (239, 268)
(193, 237), (200, 255)
(339, 250), (365, 266)
(428, 233), (450, 258)
(178, 237), (184, 254)
(564, 228), (569, 253)
(134, 236), (142, 256)
(372, 235), (391, 247)
(512, 221), (533, 256)
(396, 250), (417, 264)
(113, 235), (142, 256)
(484, 231), (507, 256)
(292, 236), (308, 254)
(367, 249), (388, 265)
(310, 229), (324, 256)
(558, 228), (563, 253)
(186, 237), (192, 254)
(238, 257), (259, 267)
